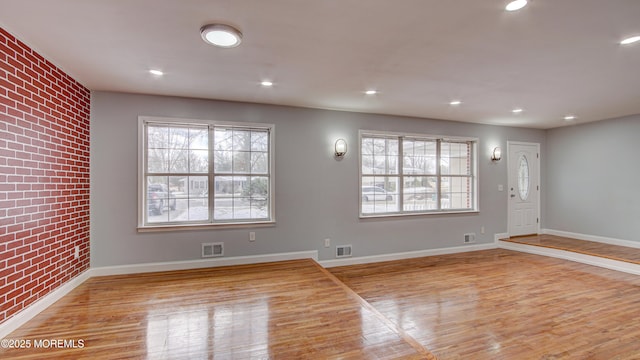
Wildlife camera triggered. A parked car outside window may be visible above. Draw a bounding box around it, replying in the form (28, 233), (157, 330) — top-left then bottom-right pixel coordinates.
(147, 184), (177, 215)
(361, 186), (393, 202)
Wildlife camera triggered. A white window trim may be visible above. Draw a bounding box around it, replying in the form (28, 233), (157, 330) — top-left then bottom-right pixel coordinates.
(358, 129), (479, 218)
(137, 116), (275, 231)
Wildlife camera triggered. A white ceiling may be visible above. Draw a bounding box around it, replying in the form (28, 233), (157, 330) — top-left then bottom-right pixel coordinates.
(2, 0), (639, 129)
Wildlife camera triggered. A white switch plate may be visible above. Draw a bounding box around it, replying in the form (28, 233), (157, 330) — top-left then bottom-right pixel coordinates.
(324, 238), (330, 248)
(249, 232), (256, 241)
(498, 184), (504, 191)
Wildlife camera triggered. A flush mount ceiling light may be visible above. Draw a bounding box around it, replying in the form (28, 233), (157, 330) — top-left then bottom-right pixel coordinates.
(506, 0), (528, 11)
(261, 81), (273, 87)
(620, 35), (640, 45)
(512, 108), (524, 114)
(449, 100), (462, 106)
(201, 24), (243, 48)
(149, 69), (164, 76)
(364, 90), (378, 95)
(564, 115), (576, 121)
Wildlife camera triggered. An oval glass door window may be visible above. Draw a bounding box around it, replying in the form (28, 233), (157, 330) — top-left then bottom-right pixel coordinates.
(518, 155), (530, 200)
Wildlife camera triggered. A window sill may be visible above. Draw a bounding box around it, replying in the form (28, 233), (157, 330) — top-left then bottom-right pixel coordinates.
(360, 210), (479, 219)
(137, 221), (276, 233)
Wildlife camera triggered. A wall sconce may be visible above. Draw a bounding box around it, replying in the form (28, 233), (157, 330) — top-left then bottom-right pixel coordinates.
(335, 139), (347, 158)
(491, 147), (502, 161)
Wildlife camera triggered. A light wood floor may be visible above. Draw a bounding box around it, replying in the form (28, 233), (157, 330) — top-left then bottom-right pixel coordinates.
(4, 246), (640, 359)
(0, 259), (433, 359)
(330, 249), (640, 359)
(502, 234), (640, 265)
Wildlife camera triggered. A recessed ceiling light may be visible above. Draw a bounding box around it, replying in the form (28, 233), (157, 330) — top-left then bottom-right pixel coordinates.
(364, 90), (378, 95)
(512, 108), (523, 114)
(564, 115), (576, 121)
(505, 0), (528, 11)
(149, 69), (164, 76)
(261, 81), (273, 87)
(449, 100), (462, 106)
(201, 24), (243, 48)
(620, 35), (640, 45)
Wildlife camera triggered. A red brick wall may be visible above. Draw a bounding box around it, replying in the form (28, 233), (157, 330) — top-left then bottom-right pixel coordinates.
(0, 28), (90, 325)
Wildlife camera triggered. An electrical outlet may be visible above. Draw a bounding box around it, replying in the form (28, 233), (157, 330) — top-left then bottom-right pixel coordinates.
(324, 238), (330, 248)
(249, 232), (256, 242)
(481, 226), (485, 234)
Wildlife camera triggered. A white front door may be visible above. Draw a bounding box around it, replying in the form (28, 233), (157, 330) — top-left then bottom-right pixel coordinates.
(508, 142), (540, 237)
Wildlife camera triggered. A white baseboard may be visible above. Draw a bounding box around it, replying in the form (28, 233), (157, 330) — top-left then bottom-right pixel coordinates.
(0, 269), (92, 339)
(494, 232), (509, 243)
(0, 250), (318, 338)
(90, 250), (319, 277)
(499, 240), (640, 276)
(319, 243), (497, 268)
(542, 229), (640, 249)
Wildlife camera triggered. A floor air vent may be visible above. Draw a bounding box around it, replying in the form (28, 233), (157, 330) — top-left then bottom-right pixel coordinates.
(336, 245), (352, 258)
(202, 242), (224, 258)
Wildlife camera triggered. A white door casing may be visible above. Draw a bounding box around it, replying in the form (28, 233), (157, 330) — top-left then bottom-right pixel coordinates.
(508, 142), (540, 237)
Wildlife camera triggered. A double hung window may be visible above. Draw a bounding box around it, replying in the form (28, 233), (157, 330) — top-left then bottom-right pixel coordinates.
(360, 131), (477, 217)
(139, 117), (274, 229)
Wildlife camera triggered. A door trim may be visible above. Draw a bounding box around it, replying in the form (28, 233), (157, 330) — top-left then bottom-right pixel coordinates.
(507, 141), (541, 237)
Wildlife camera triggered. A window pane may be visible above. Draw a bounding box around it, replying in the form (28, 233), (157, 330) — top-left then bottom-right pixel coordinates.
(213, 176), (238, 220)
(518, 155), (530, 201)
(169, 149), (189, 173)
(248, 177), (269, 219)
(362, 136), (399, 175)
(251, 131), (268, 151)
(232, 130), (251, 151)
(441, 142), (471, 175)
(214, 128), (233, 151)
(251, 152), (268, 174)
(147, 126), (168, 149)
(165, 175), (209, 222)
(188, 128), (209, 172)
(361, 176), (399, 214)
(147, 148), (169, 173)
(233, 151), (251, 173)
(190, 149), (208, 173)
(361, 138), (374, 155)
(441, 176), (472, 209)
(214, 150), (232, 172)
(403, 139), (436, 175)
(373, 155), (387, 174)
(388, 139), (399, 156)
(171, 176), (208, 222)
(190, 128), (208, 150)
(146, 176), (170, 223)
(213, 175), (269, 220)
(362, 154), (375, 175)
(403, 176), (438, 211)
(373, 138), (387, 155)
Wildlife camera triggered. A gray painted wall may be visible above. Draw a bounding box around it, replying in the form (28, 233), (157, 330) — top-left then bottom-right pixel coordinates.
(90, 91), (546, 267)
(546, 115), (640, 242)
